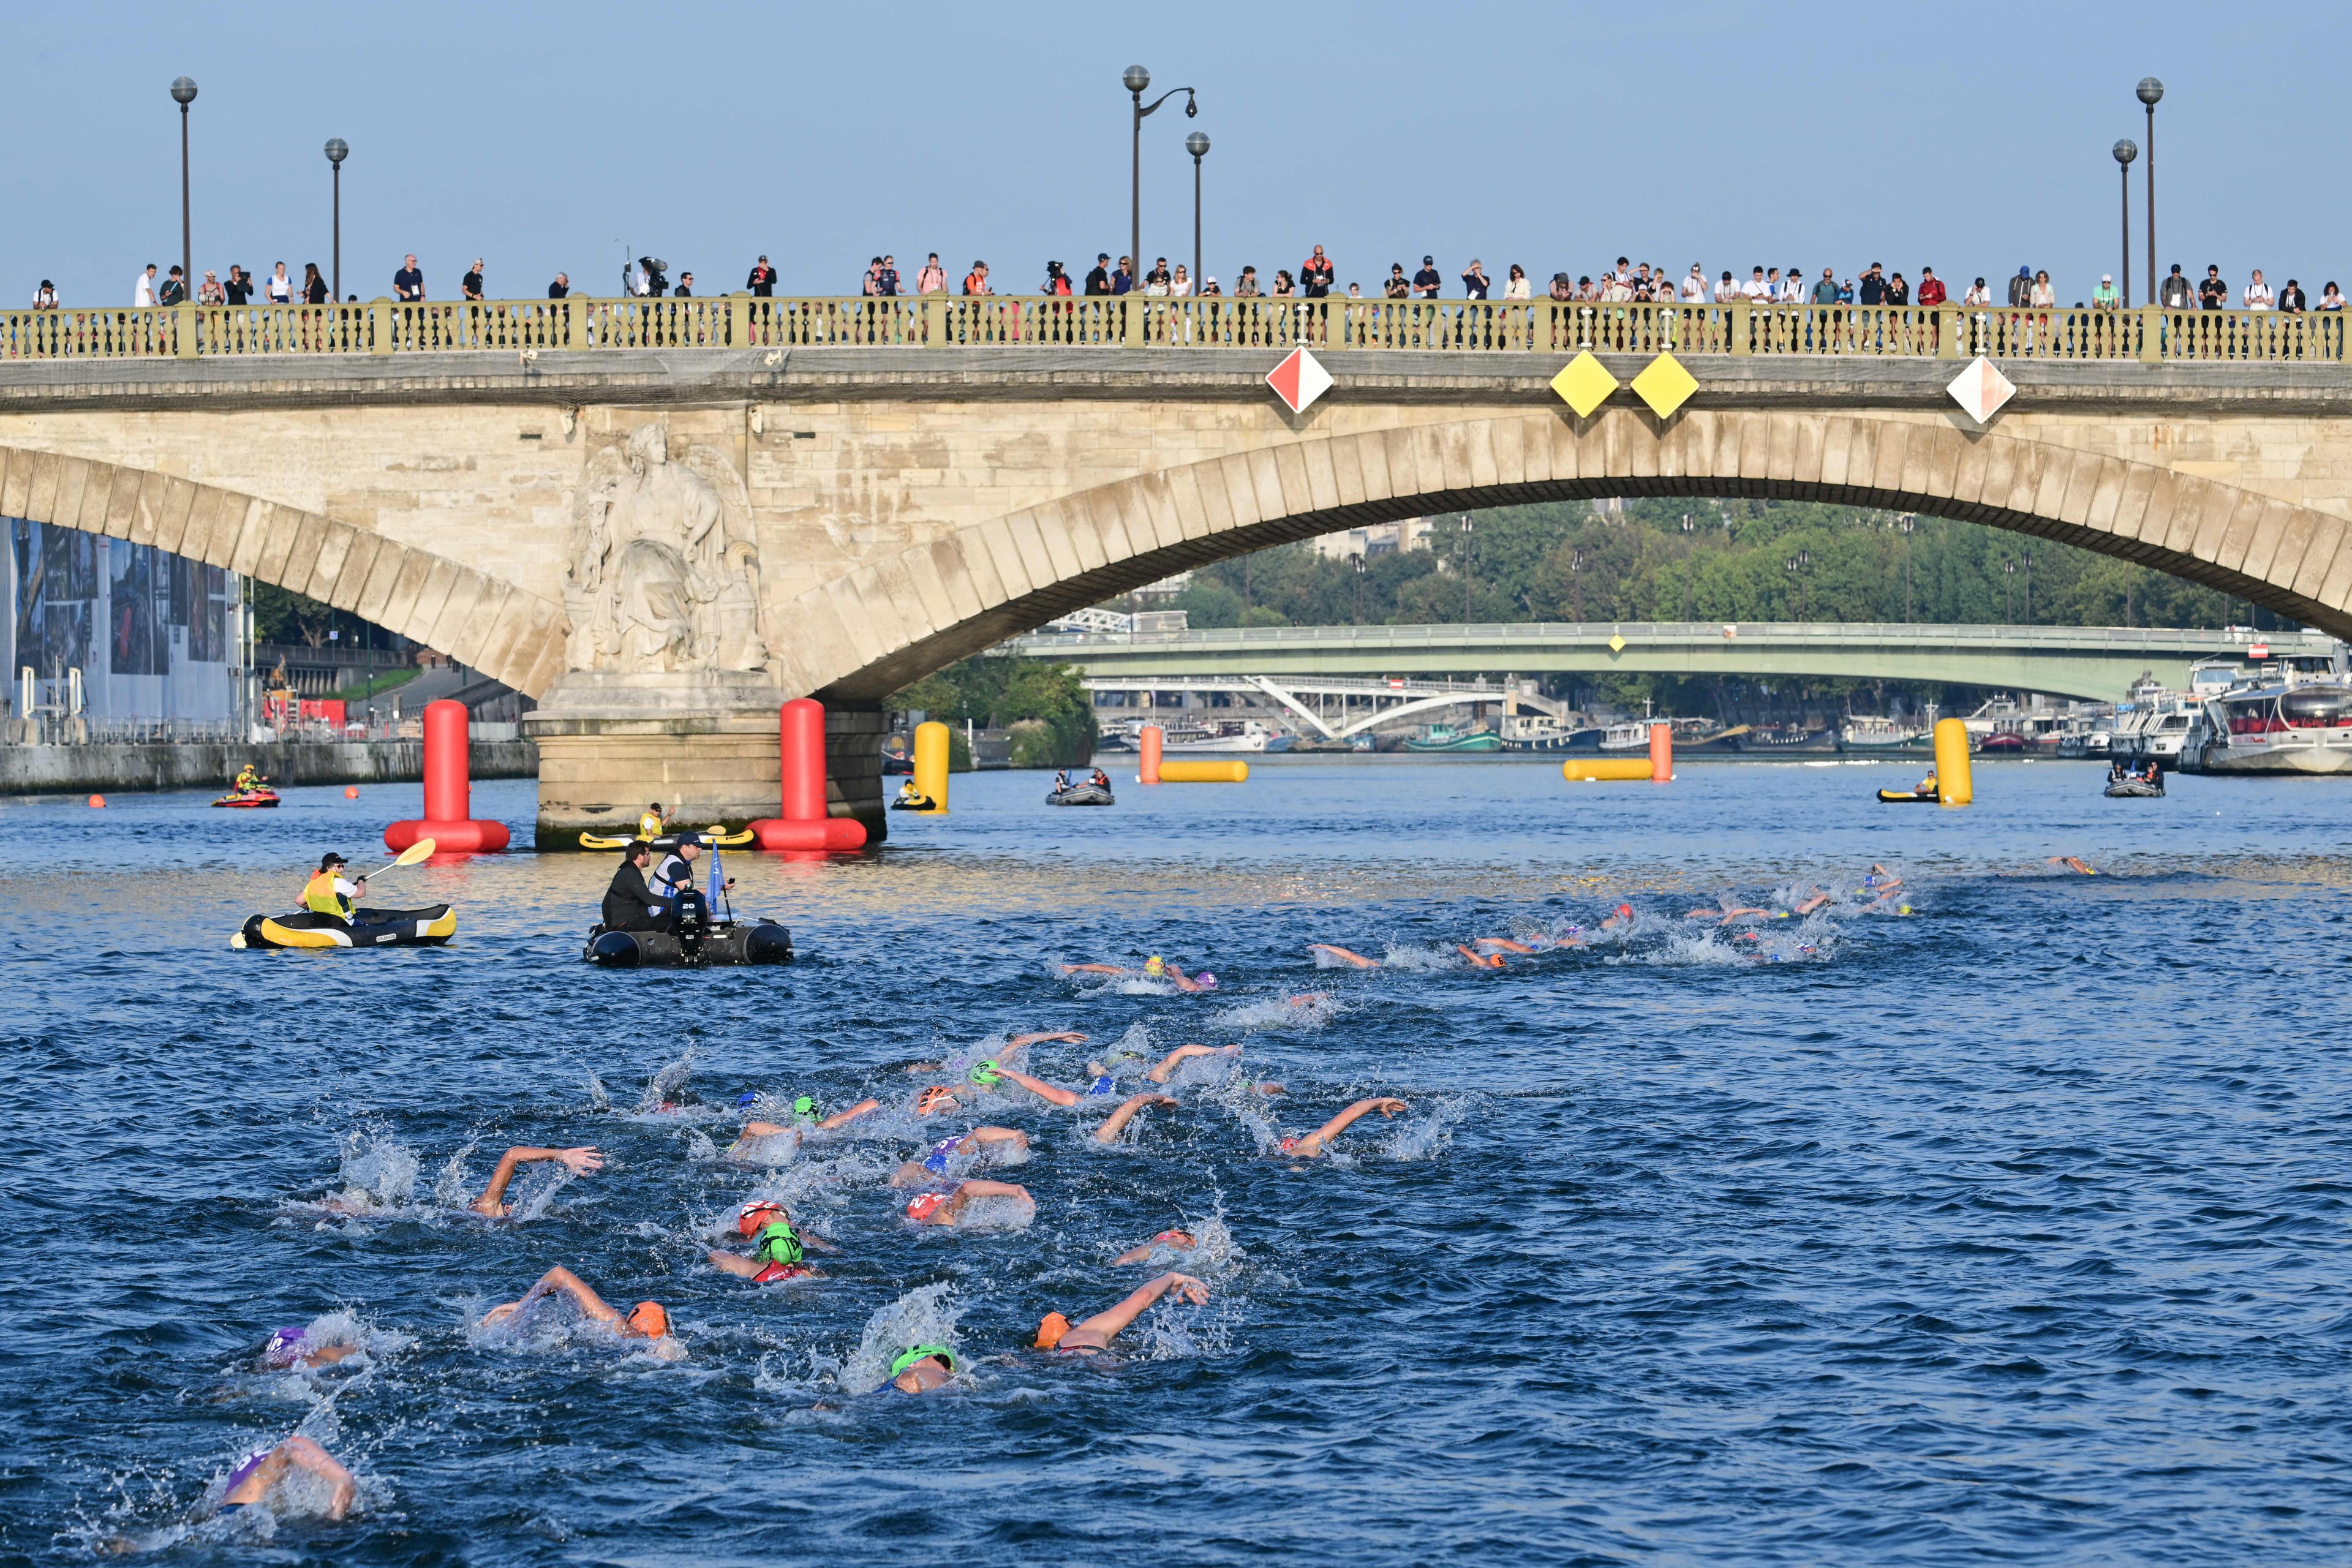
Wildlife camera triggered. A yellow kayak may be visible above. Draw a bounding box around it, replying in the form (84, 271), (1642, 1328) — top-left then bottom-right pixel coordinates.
(578, 826), (753, 850)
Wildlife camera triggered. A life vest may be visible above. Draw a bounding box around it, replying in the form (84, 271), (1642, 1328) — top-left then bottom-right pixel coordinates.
(638, 810), (665, 839)
(302, 870), (351, 918)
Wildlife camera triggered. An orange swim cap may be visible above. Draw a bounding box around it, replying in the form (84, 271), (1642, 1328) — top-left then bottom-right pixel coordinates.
(915, 1087), (957, 1115)
(627, 1301), (670, 1338)
(737, 1200), (784, 1237)
(1034, 1311), (1071, 1349)
(905, 1193), (946, 1223)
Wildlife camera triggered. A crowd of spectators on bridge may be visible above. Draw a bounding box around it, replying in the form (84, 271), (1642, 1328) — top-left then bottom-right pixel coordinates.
(19, 249), (2345, 315)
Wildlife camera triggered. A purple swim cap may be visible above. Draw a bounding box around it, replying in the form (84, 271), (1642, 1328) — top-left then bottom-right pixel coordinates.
(262, 1327), (305, 1367)
(1194, 972), (1217, 990)
(224, 1446), (273, 1494)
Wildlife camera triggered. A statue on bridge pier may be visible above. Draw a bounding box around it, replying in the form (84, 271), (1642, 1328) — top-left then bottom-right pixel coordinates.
(564, 423), (768, 674)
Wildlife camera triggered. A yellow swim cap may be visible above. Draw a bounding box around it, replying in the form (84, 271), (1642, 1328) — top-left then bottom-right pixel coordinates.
(1144, 956), (1164, 976)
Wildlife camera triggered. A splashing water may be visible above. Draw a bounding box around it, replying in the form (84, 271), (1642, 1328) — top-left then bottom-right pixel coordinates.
(839, 1283), (962, 1396)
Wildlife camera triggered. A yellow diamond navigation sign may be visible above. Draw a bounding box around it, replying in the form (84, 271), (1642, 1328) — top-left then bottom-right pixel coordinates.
(1630, 352), (1697, 418)
(1550, 352), (1618, 418)
(1608, 635), (1626, 653)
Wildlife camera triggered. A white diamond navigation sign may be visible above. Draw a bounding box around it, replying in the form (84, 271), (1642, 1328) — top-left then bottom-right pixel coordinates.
(1947, 356), (2016, 425)
(1267, 347), (1333, 414)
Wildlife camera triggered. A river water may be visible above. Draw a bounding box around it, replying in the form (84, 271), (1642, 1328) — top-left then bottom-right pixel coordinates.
(3, 758), (2349, 1566)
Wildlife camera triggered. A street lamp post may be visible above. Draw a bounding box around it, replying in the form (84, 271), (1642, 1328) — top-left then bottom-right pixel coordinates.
(1458, 516), (1474, 624)
(170, 77), (198, 305)
(2113, 140), (2137, 309)
(1185, 130), (1210, 296)
(1681, 514), (1695, 622)
(324, 139), (349, 300)
(1899, 513), (1915, 622)
(2138, 77), (2164, 304)
(1353, 553), (1366, 626)
(1122, 66), (1196, 282)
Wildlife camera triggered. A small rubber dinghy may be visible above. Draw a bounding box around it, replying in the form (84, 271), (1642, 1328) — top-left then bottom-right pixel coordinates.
(2105, 778), (2166, 797)
(1875, 789), (1939, 804)
(584, 919), (794, 968)
(234, 905), (456, 949)
(213, 788), (281, 809)
(1046, 783), (1115, 806)
(889, 793), (937, 812)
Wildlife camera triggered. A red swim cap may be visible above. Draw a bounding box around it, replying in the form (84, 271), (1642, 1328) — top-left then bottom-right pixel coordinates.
(906, 1193), (946, 1223)
(737, 1200), (783, 1237)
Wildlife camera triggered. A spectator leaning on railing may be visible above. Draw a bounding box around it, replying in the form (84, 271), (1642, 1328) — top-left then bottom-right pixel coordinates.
(2198, 265), (2227, 309)
(2161, 263), (2192, 309)
(393, 254), (423, 302)
(2244, 269), (2274, 310)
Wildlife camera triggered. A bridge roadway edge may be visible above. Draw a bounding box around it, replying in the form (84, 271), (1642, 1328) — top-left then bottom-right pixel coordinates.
(6, 348), (2352, 414)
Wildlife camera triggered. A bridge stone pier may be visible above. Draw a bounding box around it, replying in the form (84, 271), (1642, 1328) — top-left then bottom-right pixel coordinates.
(6, 326), (2352, 844)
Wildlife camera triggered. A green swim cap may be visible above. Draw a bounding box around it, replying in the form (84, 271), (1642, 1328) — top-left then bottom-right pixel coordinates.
(792, 1095), (818, 1123)
(890, 1343), (955, 1378)
(755, 1219), (802, 1265)
(968, 1060), (1003, 1087)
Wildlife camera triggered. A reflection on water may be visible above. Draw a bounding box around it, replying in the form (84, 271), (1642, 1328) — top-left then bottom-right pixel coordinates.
(6, 761), (2351, 1565)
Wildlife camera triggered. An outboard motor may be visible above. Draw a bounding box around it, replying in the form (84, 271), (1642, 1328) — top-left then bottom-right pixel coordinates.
(674, 889), (710, 966)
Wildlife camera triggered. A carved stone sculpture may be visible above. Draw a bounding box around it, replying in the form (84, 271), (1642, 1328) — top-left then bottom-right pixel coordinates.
(564, 423), (768, 673)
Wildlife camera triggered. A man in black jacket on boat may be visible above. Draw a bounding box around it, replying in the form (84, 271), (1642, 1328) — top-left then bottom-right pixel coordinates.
(602, 843), (668, 932)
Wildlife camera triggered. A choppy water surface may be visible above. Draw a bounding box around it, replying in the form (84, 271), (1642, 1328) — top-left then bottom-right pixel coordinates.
(4, 758), (2351, 1566)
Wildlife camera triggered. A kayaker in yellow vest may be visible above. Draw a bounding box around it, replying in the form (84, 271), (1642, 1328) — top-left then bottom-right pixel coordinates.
(637, 801), (668, 841)
(302, 852), (366, 924)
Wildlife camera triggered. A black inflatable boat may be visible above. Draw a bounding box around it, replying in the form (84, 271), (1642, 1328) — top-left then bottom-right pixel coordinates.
(1046, 783), (1115, 806)
(584, 891), (793, 968)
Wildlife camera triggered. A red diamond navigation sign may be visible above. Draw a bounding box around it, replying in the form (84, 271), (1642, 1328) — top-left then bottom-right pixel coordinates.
(1265, 347), (1333, 414)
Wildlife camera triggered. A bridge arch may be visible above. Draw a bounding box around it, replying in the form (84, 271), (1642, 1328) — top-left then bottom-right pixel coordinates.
(0, 444), (567, 696)
(784, 408), (2352, 704)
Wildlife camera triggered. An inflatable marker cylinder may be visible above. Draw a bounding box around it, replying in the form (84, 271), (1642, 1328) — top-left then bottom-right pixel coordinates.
(779, 698), (827, 823)
(1158, 759), (1248, 783)
(750, 698), (869, 850)
(1934, 717), (1973, 806)
(1139, 724), (1163, 785)
(1649, 722), (1672, 782)
(385, 698), (510, 852)
(1562, 757), (1655, 782)
(422, 699), (469, 822)
(912, 721), (950, 813)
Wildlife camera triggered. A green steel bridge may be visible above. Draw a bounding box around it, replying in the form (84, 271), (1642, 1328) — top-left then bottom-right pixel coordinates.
(1003, 622), (2344, 704)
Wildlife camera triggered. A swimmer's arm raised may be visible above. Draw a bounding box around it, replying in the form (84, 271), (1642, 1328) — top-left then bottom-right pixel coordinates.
(1308, 943), (1381, 968)
(1093, 1093), (1178, 1145)
(1061, 1272), (1209, 1350)
(1288, 1097), (1408, 1156)
(484, 1265), (624, 1329)
(1008, 1031), (1088, 1049)
(817, 1099), (880, 1130)
(470, 1146), (603, 1216)
(1145, 1042), (1236, 1083)
(991, 1066), (1082, 1107)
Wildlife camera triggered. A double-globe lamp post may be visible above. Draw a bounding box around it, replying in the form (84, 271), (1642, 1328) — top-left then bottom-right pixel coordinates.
(2113, 139), (2136, 308)
(170, 77), (197, 306)
(325, 138), (349, 300)
(2138, 77), (2164, 304)
(1123, 66), (1196, 286)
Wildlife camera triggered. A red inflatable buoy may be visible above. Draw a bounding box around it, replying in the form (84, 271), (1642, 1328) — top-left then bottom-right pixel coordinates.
(384, 700), (510, 853)
(87, 794), (105, 809)
(344, 785), (360, 799)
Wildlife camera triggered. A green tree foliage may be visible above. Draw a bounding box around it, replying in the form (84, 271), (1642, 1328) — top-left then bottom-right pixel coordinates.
(1170, 499), (2271, 632)
(892, 657), (1097, 768)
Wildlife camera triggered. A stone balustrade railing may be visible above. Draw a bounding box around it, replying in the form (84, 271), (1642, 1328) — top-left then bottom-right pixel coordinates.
(0, 296), (2343, 363)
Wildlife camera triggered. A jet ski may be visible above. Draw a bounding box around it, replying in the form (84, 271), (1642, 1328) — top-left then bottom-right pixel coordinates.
(213, 787), (281, 809)
(234, 905), (456, 949)
(584, 891), (792, 968)
(1046, 782), (1115, 805)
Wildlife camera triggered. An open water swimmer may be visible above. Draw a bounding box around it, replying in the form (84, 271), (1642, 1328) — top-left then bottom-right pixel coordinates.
(1032, 1272), (1211, 1355)
(1308, 943), (1382, 968)
(467, 1145), (604, 1216)
(215, 1435), (358, 1520)
(1278, 1098), (1411, 1158)
(709, 1199), (837, 1281)
(482, 1267), (685, 1360)
(892, 1126), (1030, 1185)
(903, 1179), (1035, 1228)
(1112, 1229), (1199, 1264)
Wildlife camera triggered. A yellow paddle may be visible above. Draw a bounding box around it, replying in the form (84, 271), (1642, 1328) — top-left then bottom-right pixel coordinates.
(357, 837), (439, 880)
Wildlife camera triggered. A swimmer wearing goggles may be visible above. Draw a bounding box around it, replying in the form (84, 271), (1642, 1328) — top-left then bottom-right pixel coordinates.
(889, 1343), (957, 1393)
(1112, 1227), (1197, 1265)
(709, 1199), (836, 1281)
(214, 1436), (356, 1520)
(726, 1096), (882, 1159)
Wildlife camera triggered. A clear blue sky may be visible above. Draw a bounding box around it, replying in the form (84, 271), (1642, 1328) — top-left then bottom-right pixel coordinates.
(6, 0), (2339, 307)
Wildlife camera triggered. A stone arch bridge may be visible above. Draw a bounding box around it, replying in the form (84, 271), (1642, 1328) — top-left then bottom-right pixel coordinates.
(4, 337), (2349, 842)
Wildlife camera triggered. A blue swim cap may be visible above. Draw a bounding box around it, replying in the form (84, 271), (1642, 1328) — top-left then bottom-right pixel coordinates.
(737, 1091), (760, 1107)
